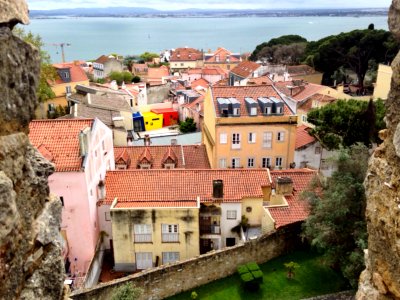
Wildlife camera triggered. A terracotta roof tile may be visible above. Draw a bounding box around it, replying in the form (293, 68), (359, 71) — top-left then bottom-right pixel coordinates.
(170, 47), (203, 62)
(138, 147), (153, 165)
(191, 78), (209, 90)
(104, 169), (271, 205)
(230, 61), (260, 78)
(95, 55), (110, 64)
(287, 64), (319, 76)
(212, 85), (293, 117)
(269, 169), (317, 228)
(295, 125), (316, 150)
(298, 93), (336, 113)
(29, 119), (94, 172)
(274, 81), (325, 102)
(204, 47), (241, 63)
(50, 62), (88, 85)
(247, 75), (274, 85)
(114, 145), (210, 169)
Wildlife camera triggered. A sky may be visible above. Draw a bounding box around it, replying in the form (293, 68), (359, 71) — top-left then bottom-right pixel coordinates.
(27, 0), (391, 11)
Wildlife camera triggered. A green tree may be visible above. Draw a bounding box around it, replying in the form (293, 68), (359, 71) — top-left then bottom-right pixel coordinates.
(13, 27), (57, 102)
(140, 51), (159, 62)
(123, 55), (139, 71)
(132, 76), (141, 83)
(307, 99), (385, 150)
(250, 34), (307, 61)
(109, 71), (134, 85)
(305, 29), (399, 90)
(111, 283), (142, 300)
(302, 144), (369, 287)
(179, 117), (196, 133)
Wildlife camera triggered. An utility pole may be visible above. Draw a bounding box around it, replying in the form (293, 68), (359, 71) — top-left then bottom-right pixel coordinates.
(49, 43), (71, 63)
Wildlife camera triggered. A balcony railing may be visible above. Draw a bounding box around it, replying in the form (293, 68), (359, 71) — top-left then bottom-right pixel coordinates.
(134, 234), (152, 243)
(162, 233), (179, 242)
(200, 224), (221, 234)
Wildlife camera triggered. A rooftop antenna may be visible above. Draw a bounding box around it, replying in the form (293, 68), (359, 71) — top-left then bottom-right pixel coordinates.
(49, 42), (71, 63)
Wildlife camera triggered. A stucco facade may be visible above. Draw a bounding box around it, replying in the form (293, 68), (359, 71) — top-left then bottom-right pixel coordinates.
(111, 207), (200, 271)
(373, 63), (392, 100)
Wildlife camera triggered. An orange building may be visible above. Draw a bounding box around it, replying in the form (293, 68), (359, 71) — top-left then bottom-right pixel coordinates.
(202, 85), (297, 170)
(204, 47), (241, 71)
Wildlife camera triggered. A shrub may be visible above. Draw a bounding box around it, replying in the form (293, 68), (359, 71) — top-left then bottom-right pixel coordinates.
(190, 291), (198, 299)
(111, 283), (143, 300)
(237, 262), (263, 291)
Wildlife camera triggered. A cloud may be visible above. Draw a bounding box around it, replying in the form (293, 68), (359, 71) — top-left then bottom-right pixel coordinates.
(27, 0), (391, 10)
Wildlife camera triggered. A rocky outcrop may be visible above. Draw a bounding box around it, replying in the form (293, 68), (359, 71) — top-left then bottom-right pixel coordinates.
(0, 3), (65, 299)
(356, 1), (400, 299)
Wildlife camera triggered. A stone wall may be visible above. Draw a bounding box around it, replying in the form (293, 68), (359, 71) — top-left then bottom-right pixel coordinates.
(70, 223), (302, 300)
(356, 1), (400, 299)
(0, 6), (65, 299)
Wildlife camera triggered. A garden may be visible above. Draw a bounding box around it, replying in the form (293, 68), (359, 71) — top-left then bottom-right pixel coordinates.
(167, 250), (350, 300)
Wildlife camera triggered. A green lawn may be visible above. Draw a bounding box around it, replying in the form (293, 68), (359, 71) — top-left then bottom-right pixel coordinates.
(168, 251), (351, 300)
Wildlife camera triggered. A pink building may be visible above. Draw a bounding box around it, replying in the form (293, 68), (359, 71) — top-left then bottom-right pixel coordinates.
(29, 119), (115, 277)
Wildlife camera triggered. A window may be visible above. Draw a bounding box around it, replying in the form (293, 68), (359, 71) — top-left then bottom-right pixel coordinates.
(263, 132), (272, 148)
(180, 63), (184, 66)
(220, 133), (227, 144)
(277, 132), (285, 142)
(233, 108), (240, 116)
(227, 210), (237, 220)
(134, 224), (152, 243)
(265, 106), (272, 115)
(226, 237), (236, 247)
(248, 158), (255, 168)
(102, 140), (105, 151)
(215, 55), (220, 62)
(232, 133), (241, 149)
(60, 196), (64, 207)
(250, 107), (257, 116)
(66, 86), (72, 94)
(164, 163), (175, 169)
(231, 158), (240, 169)
(135, 252), (152, 270)
(320, 159), (329, 170)
(276, 106), (283, 114)
(162, 252), (180, 264)
(275, 157), (283, 168)
(248, 132), (256, 143)
(105, 212), (111, 221)
(262, 157), (271, 168)
(246, 206), (252, 213)
(162, 224), (179, 242)
(315, 147), (321, 154)
(302, 115), (307, 122)
(219, 158), (227, 168)
(48, 103), (55, 112)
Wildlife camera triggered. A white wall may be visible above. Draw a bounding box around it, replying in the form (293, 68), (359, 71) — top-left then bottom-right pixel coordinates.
(220, 203), (242, 248)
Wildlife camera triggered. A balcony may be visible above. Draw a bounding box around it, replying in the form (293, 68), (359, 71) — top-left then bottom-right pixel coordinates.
(162, 233), (179, 243)
(200, 223), (221, 235)
(134, 234), (152, 243)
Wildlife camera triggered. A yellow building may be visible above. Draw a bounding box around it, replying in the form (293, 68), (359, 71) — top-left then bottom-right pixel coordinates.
(35, 61), (89, 119)
(202, 85), (298, 170)
(373, 64), (392, 100)
(203, 47), (241, 71)
(142, 111), (163, 131)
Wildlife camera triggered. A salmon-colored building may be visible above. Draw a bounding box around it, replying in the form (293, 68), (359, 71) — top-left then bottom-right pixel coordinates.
(202, 85), (297, 169)
(29, 119), (115, 280)
(204, 47), (241, 71)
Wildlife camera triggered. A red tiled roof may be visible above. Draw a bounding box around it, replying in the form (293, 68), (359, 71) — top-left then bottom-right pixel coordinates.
(202, 67), (227, 76)
(298, 93), (336, 113)
(161, 146), (178, 166)
(295, 125), (316, 150)
(230, 61), (260, 78)
(204, 47), (241, 63)
(29, 119), (94, 172)
(287, 64), (319, 76)
(114, 145), (210, 169)
(269, 169), (317, 228)
(116, 148), (131, 165)
(247, 75), (274, 85)
(274, 81), (325, 102)
(104, 169), (271, 205)
(95, 55), (110, 64)
(138, 147), (153, 164)
(50, 62), (88, 85)
(114, 200), (198, 208)
(147, 66), (169, 81)
(191, 78), (209, 90)
(212, 85), (293, 117)
(170, 47), (203, 62)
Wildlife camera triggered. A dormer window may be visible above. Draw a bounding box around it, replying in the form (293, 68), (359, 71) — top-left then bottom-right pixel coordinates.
(140, 164), (151, 169)
(276, 106), (283, 114)
(216, 55), (220, 62)
(265, 107), (271, 115)
(250, 107), (257, 116)
(233, 108), (240, 116)
(164, 163), (175, 169)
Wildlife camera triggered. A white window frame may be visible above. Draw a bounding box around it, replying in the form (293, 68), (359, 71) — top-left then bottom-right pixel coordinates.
(136, 252), (152, 270)
(276, 106), (283, 114)
(248, 157), (255, 168)
(232, 133), (241, 149)
(275, 157), (283, 168)
(263, 132), (272, 149)
(233, 107), (240, 116)
(220, 133), (227, 144)
(315, 146), (321, 154)
(250, 107), (257, 116)
(248, 132), (256, 144)
(162, 252), (180, 264)
(162, 224), (179, 242)
(226, 210), (237, 220)
(231, 158), (240, 169)
(219, 158), (227, 168)
(277, 131), (285, 142)
(134, 224), (152, 243)
(262, 157), (271, 168)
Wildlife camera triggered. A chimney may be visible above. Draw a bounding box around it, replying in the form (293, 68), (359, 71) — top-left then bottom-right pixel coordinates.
(78, 129), (89, 157)
(213, 180), (223, 198)
(276, 177), (293, 195)
(98, 180), (106, 200)
(144, 134), (151, 146)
